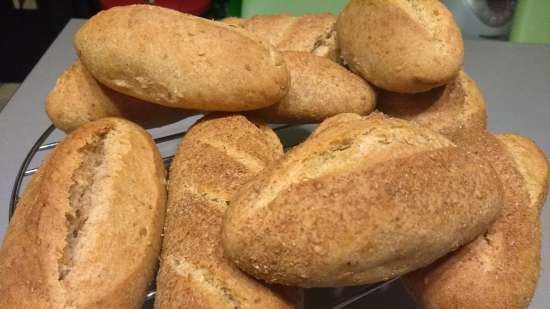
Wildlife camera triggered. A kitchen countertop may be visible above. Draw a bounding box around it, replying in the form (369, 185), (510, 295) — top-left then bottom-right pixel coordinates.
(0, 19), (549, 308)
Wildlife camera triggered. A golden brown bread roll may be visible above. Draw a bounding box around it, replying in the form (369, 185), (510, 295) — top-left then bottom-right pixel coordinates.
(403, 133), (549, 309)
(336, 0), (464, 93)
(249, 51), (376, 123)
(242, 13), (338, 61)
(75, 5), (289, 111)
(0, 118), (166, 309)
(378, 71), (486, 141)
(222, 113), (503, 287)
(46, 61), (191, 132)
(155, 115), (302, 309)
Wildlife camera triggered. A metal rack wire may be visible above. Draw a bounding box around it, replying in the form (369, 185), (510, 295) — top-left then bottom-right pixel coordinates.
(9, 123), (394, 309)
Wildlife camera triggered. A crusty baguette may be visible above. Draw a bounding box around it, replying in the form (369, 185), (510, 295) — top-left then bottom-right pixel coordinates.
(46, 60), (191, 132)
(249, 51), (375, 123)
(403, 133), (549, 309)
(336, 0), (464, 93)
(242, 13), (338, 61)
(155, 115), (302, 309)
(222, 113), (503, 287)
(75, 5), (289, 111)
(378, 71), (486, 141)
(0, 118), (166, 309)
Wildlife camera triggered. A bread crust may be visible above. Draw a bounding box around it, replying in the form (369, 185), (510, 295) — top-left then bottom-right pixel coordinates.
(249, 52), (375, 123)
(46, 61), (191, 132)
(219, 16), (244, 27)
(378, 71), (486, 141)
(498, 134), (549, 208)
(155, 115), (302, 309)
(243, 13), (338, 61)
(75, 5), (289, 111)
(222, 113), (503, 287)
(0, 118), (166, 309)
(336, 0), (464, 93)
(403, 133), (549, 309)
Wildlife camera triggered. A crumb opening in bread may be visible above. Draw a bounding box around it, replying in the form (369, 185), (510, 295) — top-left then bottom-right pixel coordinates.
(312, 28), (337, 58)
(58, 131), (108, 281)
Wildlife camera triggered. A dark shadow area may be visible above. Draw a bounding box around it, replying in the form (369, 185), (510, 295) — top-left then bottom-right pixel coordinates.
(0, 0), (100, 82)
(275, 124), (318, 150)
(305, 280), (418, 309)
(142, 280), (419, 309)
(0, 0), (228, 83)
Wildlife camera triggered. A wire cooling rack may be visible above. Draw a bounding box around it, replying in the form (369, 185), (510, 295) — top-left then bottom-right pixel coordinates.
(9, 123), (395, 309)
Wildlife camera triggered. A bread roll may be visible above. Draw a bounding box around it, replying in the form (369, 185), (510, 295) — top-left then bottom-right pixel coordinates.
(75, 5), (289, 111)
(155, 115), (302, 309)
(46, 61), (191, 132)
(378, 71), (486, 141)
(404, 133), (549, 309)
(242, 14), (338, 61)
(0, 118), (166, 309)
(222, 113), (503, 287)
(336, 0), (464, 93)
(249, 52), (375, 123)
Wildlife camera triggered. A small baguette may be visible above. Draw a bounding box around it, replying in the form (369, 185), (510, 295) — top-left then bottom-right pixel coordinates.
(46, 61), (191, 132)
(403, 133), (549, 309)
(249, 51), (376, 123)
(336, 0), (464, 93)
(242, 14), (338, 61)
(75, 5), (289, 111)
(155, 115), (302, 309)
(378, 71), (486, 141)
(0, 118), (166, 309)
(222, 113), (503, 287)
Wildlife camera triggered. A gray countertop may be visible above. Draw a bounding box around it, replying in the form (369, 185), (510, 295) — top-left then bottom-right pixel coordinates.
(0, 19), (548, 308)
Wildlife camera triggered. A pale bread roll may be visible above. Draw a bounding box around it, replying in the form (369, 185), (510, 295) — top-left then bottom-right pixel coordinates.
(75, 5), (289, 111)
(222, 113), (503, 287)
(242, 13), (338, 61)
(249, 51), (375, 123)
(378, 71), (486, 141)
(336, 0), (464, 93)
(46, 61), (191, 132)
(0, 118), (166, 309)
(155, 115), (302, 309)
(404, 133), (549, 309)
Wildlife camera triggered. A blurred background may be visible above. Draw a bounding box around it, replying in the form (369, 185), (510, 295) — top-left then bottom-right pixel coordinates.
(1, 0), (549, 111)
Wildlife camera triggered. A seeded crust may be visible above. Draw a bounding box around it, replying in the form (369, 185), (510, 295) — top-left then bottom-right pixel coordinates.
(222, 113), (502, 287)
(46, 61), (191, 132)
(0, 118), (166, 309)
(249, 52), (376, 123)
(155, 115), (302, 309)
(336, 0), (464, 93)
(75, 5), (289, 111)
(403, 133), (549, 309)
(378, 71), (486, 141)
(242, 13), (338, 61)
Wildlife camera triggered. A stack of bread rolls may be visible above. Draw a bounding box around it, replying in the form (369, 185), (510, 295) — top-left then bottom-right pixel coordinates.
(1, 1), (548, 309)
